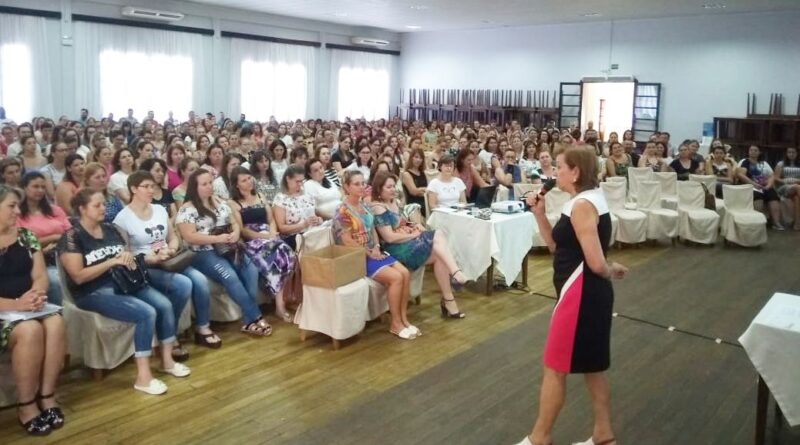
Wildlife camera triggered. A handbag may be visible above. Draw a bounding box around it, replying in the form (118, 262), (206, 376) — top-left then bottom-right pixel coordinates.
(699, 183), (716, 211)
(210, 224), (242, 261)
(282, 233), (307, 309)
(110, 253), (150, 295)
(158, 247), (195, 272)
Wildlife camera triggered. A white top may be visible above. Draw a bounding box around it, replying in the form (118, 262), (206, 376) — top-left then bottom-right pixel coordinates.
(478, 149), (494, 167)
(108, 171), (130, 195)
(271, 159), (289, 183)
(427, 177), (466, 208)
(77, 145), (92, 160)
(212, 176), (230, 200)
(303, 179), (342, 219)
(345, 163), (371, 182)
(40, 164), (65, 187)
(113, 204), (170, 255)
(7, 141), (22, 158)
(562, 188), (609, 216)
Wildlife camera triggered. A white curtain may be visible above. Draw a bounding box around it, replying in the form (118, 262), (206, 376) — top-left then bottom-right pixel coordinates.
(0, 13), (54, 121)
(328, 49), (392, 121)
(228, 38), (316, 122)
(74, 21), (212, 122)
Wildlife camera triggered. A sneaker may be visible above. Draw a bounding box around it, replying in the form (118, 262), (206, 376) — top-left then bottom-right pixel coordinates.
(772, 223), (786, 231)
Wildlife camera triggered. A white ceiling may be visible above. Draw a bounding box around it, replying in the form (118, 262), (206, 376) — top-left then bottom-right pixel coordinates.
(184, 0), (800, 32)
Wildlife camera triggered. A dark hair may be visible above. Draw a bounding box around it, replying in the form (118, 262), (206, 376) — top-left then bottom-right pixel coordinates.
(782, 147), (798, 167)
(561, 147), (599, 192)
(438, 154), (456, 171)
(203, 144), (224, 167)
(165, 143), (186, 168)
(127, 170), (155, 196)
(0, 158), (22, 182)
(290, 146), (308, 164)
(370, 160), (391, 179)
(269, 139), (288, 161)
(305, 157), (331, 188)
(229, 166), (256, 201)
(249, 150), (275, 183)
(454, 148), (473, 173)
(280, 165), (306, 192)
(342, 169), (364, 189)
(139, 158), (168, 186)
(134, 140), (153, 159)
(185, 169), (217, 222)
(20, 171), (54, 218)
(178, 157), (199, 179)
(63, 154), (85, 185)
(71, 187), (103, 216)
(370, 170), (397, 202)
(19, 135), (37, 153)
(112, 147), (134, 172)
(220, 153), (244, 191)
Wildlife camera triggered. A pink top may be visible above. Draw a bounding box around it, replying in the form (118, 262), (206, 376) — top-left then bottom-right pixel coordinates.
(167, 167), (182, 192)
(17, 205), (72, 241)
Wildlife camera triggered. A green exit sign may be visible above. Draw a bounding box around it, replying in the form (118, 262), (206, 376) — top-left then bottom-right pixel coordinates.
(611, 64), (619, 70)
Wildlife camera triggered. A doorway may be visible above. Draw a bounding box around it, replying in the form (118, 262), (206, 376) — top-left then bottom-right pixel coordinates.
(580, 81), (635, 142)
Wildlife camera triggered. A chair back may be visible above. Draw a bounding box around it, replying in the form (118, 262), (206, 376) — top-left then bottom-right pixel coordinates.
(607, 176), (627, 184)
(545, 188), (571, 217)
(689, 174), (717, 191)
(56, 258), (77, 304)
(677, 180), (706, 210)
(636, 181), (663, 211)
(299, 223), (334, 253)
(722, 184), (755, 211)
(627, 167), (653, 199)
(599, 181), (627, 212)
(514, 183), (541, 199)
(653, 171), (678, 197)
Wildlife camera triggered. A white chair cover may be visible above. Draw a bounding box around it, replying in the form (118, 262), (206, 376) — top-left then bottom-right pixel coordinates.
(637, 180), (679, 240)
(607, 176), (627, 184)
(689, 174), (726, 218)
(676, 181), (720, 244)
(627, 167), (654, 202)
(653, 171), (679, 210)
(544, 187), (571, 228)
(600, 181), (648, 244)
(496, 184), (510, 202)
(721, 184), (767, 247)
(513, 183), (547, 247)
(295, 279), (370, 341)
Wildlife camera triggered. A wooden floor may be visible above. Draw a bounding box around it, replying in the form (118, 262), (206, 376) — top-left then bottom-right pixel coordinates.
(2, 231), (800, 444)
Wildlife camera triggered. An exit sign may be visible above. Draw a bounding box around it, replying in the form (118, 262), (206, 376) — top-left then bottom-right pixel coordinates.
(610, 64), (619, 70)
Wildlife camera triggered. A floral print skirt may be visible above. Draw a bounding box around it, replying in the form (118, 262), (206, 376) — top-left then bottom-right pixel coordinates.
(243, 224), (297, 295)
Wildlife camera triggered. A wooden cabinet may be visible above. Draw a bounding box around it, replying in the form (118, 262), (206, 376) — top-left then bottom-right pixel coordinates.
(714, 117), (799, 164)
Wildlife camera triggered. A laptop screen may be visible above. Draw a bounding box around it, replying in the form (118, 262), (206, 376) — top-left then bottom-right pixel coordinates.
(475, 185), (498, 209)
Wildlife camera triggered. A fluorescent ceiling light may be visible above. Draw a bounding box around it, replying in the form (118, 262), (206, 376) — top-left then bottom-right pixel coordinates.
(409, 5), (429, 10)
(580, 12), (601, 17)
(701, 3), (727, 9)
(405, 25), (422, 29)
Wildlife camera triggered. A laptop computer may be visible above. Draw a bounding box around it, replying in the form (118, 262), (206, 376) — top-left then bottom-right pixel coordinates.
(474, 185), (498, 209)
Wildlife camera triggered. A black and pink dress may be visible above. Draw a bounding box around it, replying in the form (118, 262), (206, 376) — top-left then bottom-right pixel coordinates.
(543, 189), (614, 374)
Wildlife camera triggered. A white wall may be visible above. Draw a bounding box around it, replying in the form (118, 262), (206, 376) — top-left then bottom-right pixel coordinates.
(400, 11), (800, 143)
(0, 0), (401, 120)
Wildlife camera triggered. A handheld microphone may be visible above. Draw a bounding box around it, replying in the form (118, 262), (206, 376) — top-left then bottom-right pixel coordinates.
(538, 178), (557, 197)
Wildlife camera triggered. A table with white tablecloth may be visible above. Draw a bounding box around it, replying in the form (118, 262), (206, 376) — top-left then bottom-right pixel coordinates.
(426, 209), (534, 295)
(739, 292), (800, 444)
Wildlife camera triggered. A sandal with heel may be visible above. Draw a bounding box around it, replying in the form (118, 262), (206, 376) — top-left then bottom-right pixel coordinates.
(194, 331), (222, 349)
(449, 269), (467, 291)
(17, 399), (51, 436)
(38, 393), (65, 429)
(440, 297), (466, 319)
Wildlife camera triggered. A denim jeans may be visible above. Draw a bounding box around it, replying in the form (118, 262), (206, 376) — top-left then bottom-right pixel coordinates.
(46, 266), (63, 306)
(190, 250), (261, 325)
(74, 285), (178, 357)
(146, 268), (192, 332)
(148, 266), (212, 329)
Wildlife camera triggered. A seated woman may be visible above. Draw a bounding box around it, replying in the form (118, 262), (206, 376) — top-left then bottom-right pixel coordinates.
(495, 147), (527, 200)
(370, 171), (467, 319)
(428, 155), (467, 209)
(669, 143), (703, 180)
(334, 171), (416, 340)
(303, 158), (342, 220)
(201, 144), (224, 178)
(289, 146), (308, 169)
(139, 158), (176, 217)
(249, 150), (278, 204)
(638, 141), (667, 172)
(331, 136), (355, 173)
(268, 140), (290, 183)
(316, 145), (341, 188)
(17, 172), (71, 305)
(774, 146), (800, 230)
(54, 153), (85, 215)
(605, 141), (632, 179)
(345, 144), (373, 182)
(454, 149), (489, 203)
(228, 167), (297, 323)
(80, 162), (124, 222)
(164, 143), (186, 193)
(114, 171), (218, 353)
(40, 141), (68, 198)
(176, 169), (271, 337)
(273, 165), (323, 250)
(133, 140), (155, 169)
(0, 185), (66, 436)
(737, 145), (784, 230)
(20, 135), (47, 171)
(212, 153), (243, 200)
(401, 148), (428, 216)
(108, 148), (136, 204)
(0, 157), (23, 188)
(172, 158), (200, 208)
(705, 144), (736, 198)
(60, 188), (191, 396)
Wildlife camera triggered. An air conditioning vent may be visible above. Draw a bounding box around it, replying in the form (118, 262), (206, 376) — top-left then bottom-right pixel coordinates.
(121, 6), (184, 22)
(351, 37), (390, 47)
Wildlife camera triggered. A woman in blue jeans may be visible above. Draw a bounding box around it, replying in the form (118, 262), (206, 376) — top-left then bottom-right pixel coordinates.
(176, 169), (271, 336)
(113, 170), (220, 353)
(59, 188), (191, 396)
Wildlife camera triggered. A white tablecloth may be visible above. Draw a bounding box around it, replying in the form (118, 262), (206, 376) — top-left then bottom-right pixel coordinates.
(427, 209), (534, 286)
(739, 292), (800, 426)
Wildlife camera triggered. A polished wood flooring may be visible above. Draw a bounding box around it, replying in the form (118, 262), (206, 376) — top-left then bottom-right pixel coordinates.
(1, 231), (800, 444)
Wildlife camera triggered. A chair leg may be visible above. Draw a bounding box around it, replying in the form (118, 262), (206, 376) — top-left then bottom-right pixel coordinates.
(299, 329), (307, 342)
(332, 339), (341, 350)
(90, 368), (104, 381)
(414, 296), (421, 305)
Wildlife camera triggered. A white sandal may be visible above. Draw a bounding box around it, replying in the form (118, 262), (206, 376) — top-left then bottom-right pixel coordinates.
(406, 324), (422, 336)
(389, 327), (417, 340)
(133, 378), (168, 395)
(159, 362), (191, 378)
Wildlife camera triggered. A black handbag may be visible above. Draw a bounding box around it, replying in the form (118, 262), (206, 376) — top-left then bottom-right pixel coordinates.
(210, 224), (243, 262)
(110, 254), (150, 295)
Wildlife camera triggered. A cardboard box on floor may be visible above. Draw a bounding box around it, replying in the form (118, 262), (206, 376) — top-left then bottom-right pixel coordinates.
(300, 246), (366, 289)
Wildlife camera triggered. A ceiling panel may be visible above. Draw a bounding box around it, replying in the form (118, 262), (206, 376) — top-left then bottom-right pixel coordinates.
(183, 0), (800, 32)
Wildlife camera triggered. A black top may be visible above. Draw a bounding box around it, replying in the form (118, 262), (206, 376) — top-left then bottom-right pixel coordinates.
(240, 203), (268, 225)
(332, 150), (354, 169)
(58, 223), (126, 296)
(152, 188), (175, 215)
(403, 169), (428, 214)
(669, 158), (700, 181)
(0, 228), (40, 298)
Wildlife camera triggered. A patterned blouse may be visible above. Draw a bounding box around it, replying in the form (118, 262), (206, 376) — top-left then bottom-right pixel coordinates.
(272, 192), (316, 226)
(175, 201), (234, 252)
(333, 202), (376, 249)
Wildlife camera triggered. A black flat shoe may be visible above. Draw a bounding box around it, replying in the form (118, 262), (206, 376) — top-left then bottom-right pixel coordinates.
(38, 393), (65, 429)
(18, 399), (51, 436)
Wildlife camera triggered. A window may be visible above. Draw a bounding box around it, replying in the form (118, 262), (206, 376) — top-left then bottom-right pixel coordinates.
(99, 50), (193, 120)
(337, 65), (389, 121)
(240, 60), (307, 122)
(0, 43), (33, 122)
